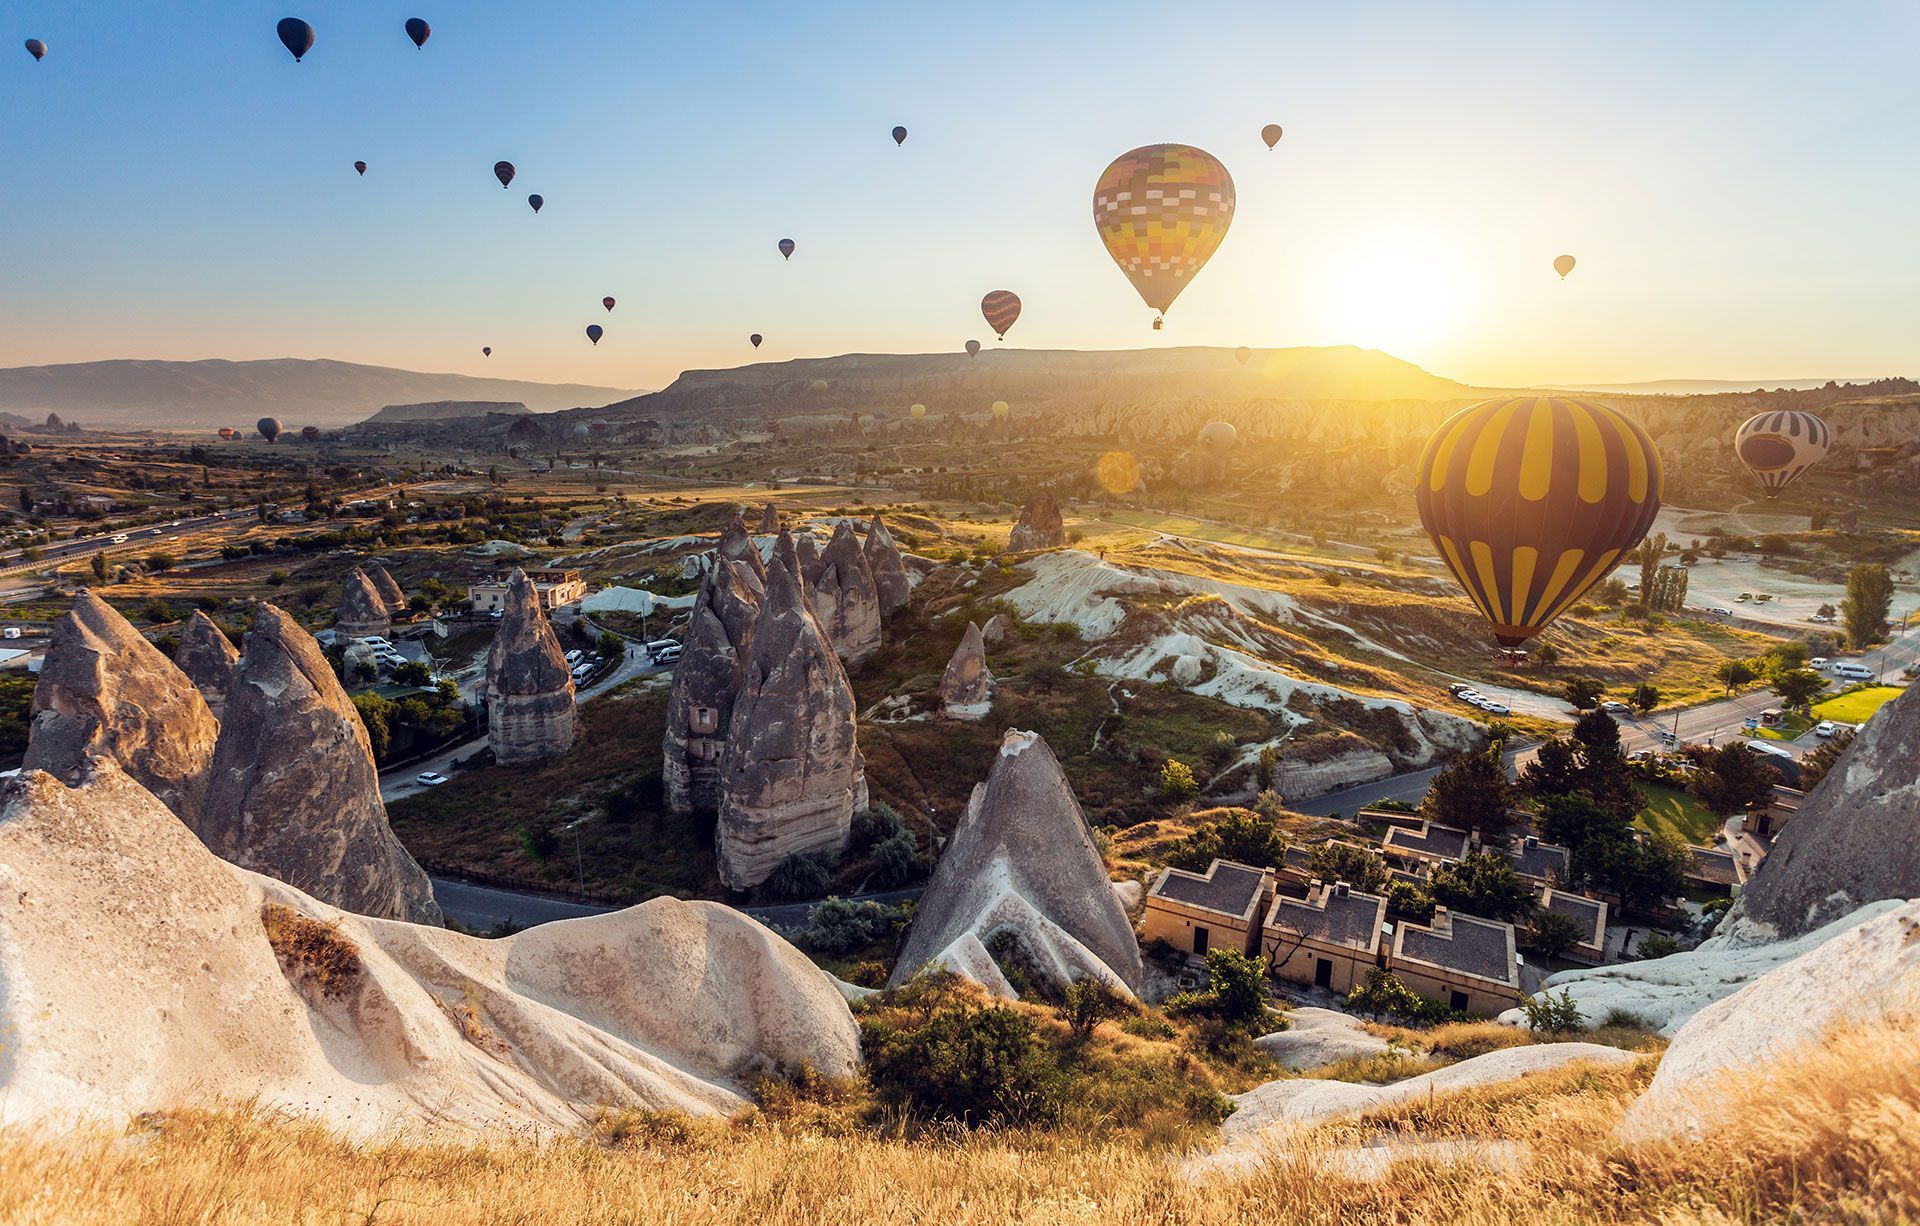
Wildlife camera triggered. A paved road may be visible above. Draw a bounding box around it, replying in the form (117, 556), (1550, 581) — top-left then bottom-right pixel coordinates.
(430, 874), (922, 933)
(0, 509), (248, 576)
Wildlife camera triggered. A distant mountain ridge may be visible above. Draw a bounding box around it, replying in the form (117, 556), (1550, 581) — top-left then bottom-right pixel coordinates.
(0, 359), (644, 430)
(360, 401), (532, 425)
(1546, 377), (1883, 395)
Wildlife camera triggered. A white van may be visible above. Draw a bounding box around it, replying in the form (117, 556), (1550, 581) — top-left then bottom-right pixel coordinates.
(1832, 662), (1875, 681)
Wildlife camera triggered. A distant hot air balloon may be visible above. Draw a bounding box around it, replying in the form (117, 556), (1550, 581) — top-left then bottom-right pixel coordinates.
(572, 424), (590, 441)
(892, 125), (908, 146)
(482, 346), (491, 357)
(1094, 144), (1236, 328)
(493, 161), (515, 188)
(1234, 346), (1251, 366)
(965, 339), (982, 359)
(301, 425), (321, 441)
(257, 417), (284, 443)
(750, 333), (763, 348)
(276, 18), (314, 62)
(602, 297), (616, 312)
(992, 401), (1010, 420)
(1199, 421), (1238, 447)
(810, 379), (828, 397)
(354, 160), (367, 176)
(981, 290), (1021, 340)
(585, 324), (603, 345)
(24, 39), (47, 62)
(1416, 396), (1662, 648)
(1554, 254), (1576, 279)
(217, 427), (237, 441)
(527, 193), (543, 214)
(1734, 411), (1830, 497)
(1261, 123), (1283, 149)
(404, 17), (430, 49)
(778, 238), (796, 260)
(910, 403), (927, 420)
(590, 419), (611, 434)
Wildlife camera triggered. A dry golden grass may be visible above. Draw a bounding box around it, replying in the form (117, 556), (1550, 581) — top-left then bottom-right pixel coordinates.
(258, 903), (362, 999)
(3, 1013), (1914, 1224)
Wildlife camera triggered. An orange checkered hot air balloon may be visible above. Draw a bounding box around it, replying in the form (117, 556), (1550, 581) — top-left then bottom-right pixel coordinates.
(981, 290), (1021, 340)
(1416, 396), (1662, 648)
(1093, 143), (1235, 328)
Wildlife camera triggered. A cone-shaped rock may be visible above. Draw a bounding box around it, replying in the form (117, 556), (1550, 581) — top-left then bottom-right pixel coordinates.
(486, 569), (576, 764)
(367, 563), (407, 617)
(335, 567), (391, 639)
(980, 613), (1009, 644)
(863, 515), (911, 615)
(758, 503), (781, 534)
(23, 590), (218, 824)
(940, 622), (995, 720)
(718, 516), (767, 583)
(717, 550), (866, 890)
(793, 531), (824, 588)
(811, 521), (883, 663)
(174, 609), (241, 720)
(665, 556), (764, 814)
(201, 603), (441, 924)
(1008, 493), (1065, 552)
(890, 730), (1143, 997)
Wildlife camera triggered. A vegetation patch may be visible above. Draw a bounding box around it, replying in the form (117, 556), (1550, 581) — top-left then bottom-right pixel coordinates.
(260, 904), (363, 999)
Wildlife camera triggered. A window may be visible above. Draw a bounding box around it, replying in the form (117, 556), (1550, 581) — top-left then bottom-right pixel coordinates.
(690, 705), (719, 735)
(1193, 926), (1210, 955)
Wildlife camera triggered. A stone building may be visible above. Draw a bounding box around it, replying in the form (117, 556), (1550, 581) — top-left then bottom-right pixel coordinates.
(486, 569), (577, 764)
(1261, 880), (1389, 995)
(1143, 858), (1274, 958)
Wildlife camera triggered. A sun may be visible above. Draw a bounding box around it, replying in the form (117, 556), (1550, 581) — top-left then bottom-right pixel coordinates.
(1316, 242), (1479, 358)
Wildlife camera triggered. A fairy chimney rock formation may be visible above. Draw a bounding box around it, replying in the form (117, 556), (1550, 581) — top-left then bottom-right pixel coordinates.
(940, 623), (995, 720)
(793, 531), (824, 589)
(718, 516), (767, 582)
(810, 521), (883, 663)
(758, 503), (781, 534)
(23, 590), (219, 824)
(863, 515), (912, 615)
(890, 729), (1144, 997)
(174, 610), (241, 720)
(716, 551), (867, 890)
(367, 564), (408, 617)
(1008, 493), (1066, 552)
(486, 569), (577, 764)
(980, 614), (1009, 644)
(335, 567), (391, 639)
(664, 556), (764, 814)
(200, 603), (441, 924)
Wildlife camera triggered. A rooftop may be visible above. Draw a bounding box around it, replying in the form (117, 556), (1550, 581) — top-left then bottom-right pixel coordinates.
(1149, 859), (1268, 921)
(1541, 888), (1608, 949)
(1382, 821), (1471, 862)
(1507, 835), (1571, 883)
(1264, 880), (1387, 954)
(1394, 908), (1518, 987)
(1686, 846), (1743, 887)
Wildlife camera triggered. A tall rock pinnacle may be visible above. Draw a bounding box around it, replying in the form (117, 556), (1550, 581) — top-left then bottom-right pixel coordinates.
(486, 569), (577, 764)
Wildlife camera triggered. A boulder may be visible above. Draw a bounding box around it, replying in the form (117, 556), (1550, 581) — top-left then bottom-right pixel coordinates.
(716, 547), (866, 890)
(1007, 492), (1065, 552)
(863, 515), (911, 615)
(810, 520), (883, 663)
(486, 569), (577, 764)
(23, 590), (218, 824)
(201, 603), (441, 924)
(367, 563), (408, 617)
(939, 621), (994, 720)
(1716, 684), (1920, 942)
(980, 613), (1009, 644)
(173, 609), (240, 721)
(0, 761), (860, 1135)
(664, 557), (763, 814)
(1617, 900), (1920, 1142)
(758, 503), (780, 534)
(890, 730), (1144, 997)
(335, 567), (391, 639)
(1254, 1007), (1394, 1071)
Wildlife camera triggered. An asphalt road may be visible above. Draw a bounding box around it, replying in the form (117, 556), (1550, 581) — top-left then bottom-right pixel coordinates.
(429, 874), (922, 933)
(0, 509), (249, 574)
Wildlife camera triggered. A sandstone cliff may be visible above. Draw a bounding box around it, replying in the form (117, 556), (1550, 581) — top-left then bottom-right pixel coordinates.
(939, 622), (994, 719)
(367, 563), (407, 616)
(173, 609), (241, 721)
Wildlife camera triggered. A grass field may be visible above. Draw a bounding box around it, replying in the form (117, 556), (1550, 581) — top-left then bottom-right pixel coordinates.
(1753, 711), (1813, 741)
(1634, 782), (1722, 846)
(1811, 684), (1904, 725)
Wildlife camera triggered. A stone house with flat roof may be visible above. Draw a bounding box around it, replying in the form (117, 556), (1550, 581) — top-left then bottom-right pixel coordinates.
(1380, 820), (1474, 873)
(1538, 887), (1608, 965)
(1389, 906), (1521, 1015)
(1142, 859), (1273, 958)
(1505, 834), (1571, 887)
(1261, 879), (1389, 995)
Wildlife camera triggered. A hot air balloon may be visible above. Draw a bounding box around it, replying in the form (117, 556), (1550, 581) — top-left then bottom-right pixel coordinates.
(778, 238), (795, 260)
(257, 417), (284, 443)
(24, 39), (47, 62)
(590, 419), (611, 434)
(602, 297), (616, 312)
(354, 160), (367, 176)
(572, 424), (590, 441)
(1094, 144), (1236, 328)
(1554, 254), (1576, 279)
(992, 401), (1010, 420)
(1261, 123), (1283, 149)
(482, 346), (491, 357)
(1234, 346), (1251, 366)
(404, 18), (430, 48)
(892, 125), (908, 146)
(980, 291), (1021, 339)
(910, 404), (927, 420)
(965, 339), (982, 359)
(586, 324), (603, 345)
(276, 18), (314, 62)
(493, 161), (515, 188)
(750, 334), (763, 348)
(1416, 396), (1662, 648)
(527, 194), (543, 214)
(301, 425), (321, 441)
(1734, 411), (1830, 497)
(217, 427), (237, 441)
(1199, 421), (1238, 447)
(810, 379), (828, 397)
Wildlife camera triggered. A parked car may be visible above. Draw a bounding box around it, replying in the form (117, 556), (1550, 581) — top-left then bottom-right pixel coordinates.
(1479, 701), (1511, 716)
(1735, 593), (1750, 602)
(645, 639), (679, 657)
(1709, 607), (1733, 616)
(565, 649), (584, 665)
(1814, 721), (1839, 738)
(571, 663), (594, 682)
(652, 644), (683, 664)
(1833, 662), (1875, 681)
(1, 628), (18, 640)
(1601, 700), (1630, 713)
(1810, 657), (1829, 669)
(414, 771), (448, 787)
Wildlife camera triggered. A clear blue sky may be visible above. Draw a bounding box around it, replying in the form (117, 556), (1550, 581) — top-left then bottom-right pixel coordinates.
(2, 1), (1916, 391)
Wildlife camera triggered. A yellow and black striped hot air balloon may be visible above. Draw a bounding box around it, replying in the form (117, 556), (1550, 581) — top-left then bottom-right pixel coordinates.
(1416, 396), (1662, 648)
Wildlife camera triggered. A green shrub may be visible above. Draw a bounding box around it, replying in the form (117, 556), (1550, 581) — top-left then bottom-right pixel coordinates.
(1164, 949), (1275, 1032)
(765, 853), (833, 902)
(1520, 988), (1586, 1035)
(869, 832), (926, 888)
(1344, 968), (1449, 1024)
(1157, 759), (1200, 802)
(862, 994), (1063, 1127)
(1057, 979), (1134, 1040)
(792, 898), (907, 957)
(852, 802), (909, 850)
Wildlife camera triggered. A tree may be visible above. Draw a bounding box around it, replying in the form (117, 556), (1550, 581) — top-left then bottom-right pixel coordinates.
(1531, 640), (1562, 669)
(1519, 987), (1585, 1034)
(1385, 879), (1435, 922)
(1156, 759), (1199, 802)
(1307, 841), (1387, 893)
(1715, 659), (1757, 695)
(596, 629), (626, 659)
(1058, 979), (1132, 1041)
(1345, 968), (1448, 1023)
(1602, 832), (1690, 913)
(1636, 533), (1668, 607)
(143, 551), (176, 573)
(16, 487), (31, 513)
(1772, 668), (1828, 711)
(1254, 745), (1280, 793)
(1797, 728), (1854, 791)
(391, 661), (432, 687)
(1629, 681), (1660, 713)
(88, 551), (107, 582)
(1523, 712), (1640, 821)
(1689, 744), (1778, 816)
(1562, 677), (1604, 710)
(1164, 949), (1275, 1032)
(1429, 852), (1537, 922)
(1422, 750), (1516, 841)
(1166, 808), (1288, 872)
(1523, 909), (1586, 961)
(1842, 563), (1894, 649)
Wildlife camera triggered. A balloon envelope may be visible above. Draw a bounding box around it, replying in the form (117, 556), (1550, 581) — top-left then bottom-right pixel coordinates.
(404, 17), (430, 48)
(981, 290), (1021, 339)
(965, 339), (982, 358)
(493, 161), (515, 188)
(217, 427), (236, 440)
(778, 238), (795, 260)
(810, 379), (828, 397)
(602, 297), (616, 312)
(276, 18), (314, 61)
(301, 425), (321, 441)
(750, 334), (763, 348)
(1261, 123), (1283, 149)
(1199, 421), (1238, 447)
(585, 325), (603, 345)
(482, 346), (491, 356)
(354, 160), (367, 176)
(527, 194), (543, 213)
(1416, 396), (1662, 647)
(910, 404), (927, 420)
(992, 401), (1010, 419)
(1554, 254), (1576, 279)
(25, 39), (47, 61)
(892, 125), (908, 145)
(1094, 144), (1236, 320)
(256, 417), (283, 443)
(1735, 411), (1830, 497)
(1234, 346), (1251, 366)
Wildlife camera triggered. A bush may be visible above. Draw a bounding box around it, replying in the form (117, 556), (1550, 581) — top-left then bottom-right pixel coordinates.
(869, 832), (926, 889)
(1345, 968), (1449, 1024)
(1164, 949), (1275, 1032)
(1165, 808), (1287, 872)
(862, 992), (1063, 1127)
(260, 903), (363, 998)
(1636, 932), (1681, 960)
(765, 853), (833, 902)
(516, 821), (558, 865)
(852, 802), (910, 851)
(1520, 988), (1585, 1035)
(1156, 758), (1200, 802)
(792, 897), (907, 957)
(1057, 979), (1134, 1040)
